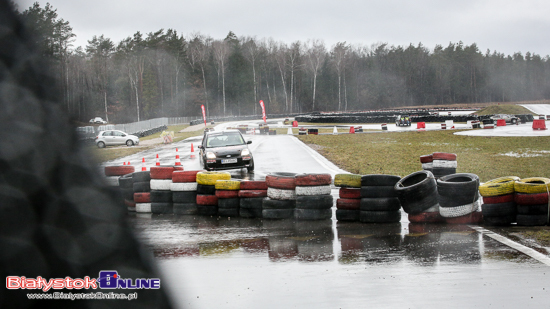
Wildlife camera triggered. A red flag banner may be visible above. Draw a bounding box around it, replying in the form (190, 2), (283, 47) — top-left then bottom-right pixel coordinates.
(201, 105), (206, 127)
(259, 100), (266, 123)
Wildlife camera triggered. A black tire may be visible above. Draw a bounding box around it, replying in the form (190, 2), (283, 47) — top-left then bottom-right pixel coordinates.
(173, 203), (198, 215)
(511, 118), (517, 124)
(336, 209), (360, 221)
(395, 171), (438, 214)
(132, 171), (151, 182)
(150, 190), (173, 203)
(172, 191), (197, 203)
(262, 208), (294, 219)
(133, 181), (151, 193)
(516, 214), (547, 226)
(360, 186), (397, 198)
(121, 188), (134, 201)
(218, 208), (240, 217)
(118, 173), (134, 188)
(360, 197), (401, 211)
(240, 207), (262, 218)
(481, 202), (516, 217)
(151, 202), (173, 214)
(218, 198), (240, 209)
(483, 215), (516, 226)
(295, 195), (333, 210)
(247, 160), (254, 173)
(360, 175), (401, 187)
(517, 204), (549, 215)
(294, 208), (332, 220)
(437, 173), (480, 207)
(126, 140), (134, 146)
(439, 194), (480, 208)
(97, 141), (106, 148)
(240, 197), (264, 209)
(197, 205), (218, 216)
(432, 167), (456, 178)
(262, 197), (295, 209)
(197, 184), (216, 195)
(359, 210), (401, 223)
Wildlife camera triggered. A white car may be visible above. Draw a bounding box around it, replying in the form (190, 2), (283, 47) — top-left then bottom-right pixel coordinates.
(95, 130), (139, 148)
(89, 117), (107, 124)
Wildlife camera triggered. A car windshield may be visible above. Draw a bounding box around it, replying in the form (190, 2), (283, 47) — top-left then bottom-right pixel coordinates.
(206, 133), (245, 148)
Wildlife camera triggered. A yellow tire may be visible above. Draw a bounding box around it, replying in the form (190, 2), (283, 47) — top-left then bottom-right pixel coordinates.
(215, 180), (241, 190)
(514, 177), (550, 194)
(196, 171), (231, 186)
(334, 174), (362, 188)
(478, 176), (520, 197)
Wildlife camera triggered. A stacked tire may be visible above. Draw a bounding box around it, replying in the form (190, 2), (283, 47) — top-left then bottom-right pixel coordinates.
(118, 172), (135, 211)
(479, 176), (519, 226)
(432, 152), (457, 179)
(295, 173), (333, 220)
(215, 180), (241, 217)
(515, 177), (550, 226)
(150, 166), (183, 214)
(336, 187), (361, 222)
(196, 171), (230, 216)
(132, 171), (151, 213)
(395, 171), (439, 218)
(419, 154), (433, 175)
(264, 173), (297, 219)
(104, 165), (135, 188)
(239, 181), (268, 218)
(359, 174), (402, 223)
(171, 170), (202, 215)
(437, 173), (482, 224)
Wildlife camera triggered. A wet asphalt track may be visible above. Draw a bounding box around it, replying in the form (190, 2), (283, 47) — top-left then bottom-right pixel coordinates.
(107, 121), (550, 308)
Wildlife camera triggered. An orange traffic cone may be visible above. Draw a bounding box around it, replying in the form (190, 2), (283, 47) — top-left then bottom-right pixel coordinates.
(127, 161), (131, 165)
(349, 126), (355, 134)
(123, 162), (126, 165)
(141, 158), (146, 171)
(156, 154), (160, 166)
(190, 143), (196, 159)
(175, 148), (182, 166)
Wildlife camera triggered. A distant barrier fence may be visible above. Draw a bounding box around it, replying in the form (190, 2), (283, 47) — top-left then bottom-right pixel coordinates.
(77, 117), (194, 140)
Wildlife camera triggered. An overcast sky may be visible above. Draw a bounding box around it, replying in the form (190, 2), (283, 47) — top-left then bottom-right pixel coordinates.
(13, 0), (550, 56)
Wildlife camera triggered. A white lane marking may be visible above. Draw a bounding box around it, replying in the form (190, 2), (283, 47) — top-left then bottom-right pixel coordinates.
(468, 225), (550, 266)
(288, 136), (347, 175)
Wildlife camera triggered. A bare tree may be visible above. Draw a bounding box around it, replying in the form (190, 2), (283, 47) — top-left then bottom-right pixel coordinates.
(305, 39), (326, 111)
(212, 39), (229, 116)
(188, 33), (211, 117)
(288, 41), (301, 113)
(331, 42), (348, 111)
(274, 41), (289, 112)
(242, 36), (260, 115)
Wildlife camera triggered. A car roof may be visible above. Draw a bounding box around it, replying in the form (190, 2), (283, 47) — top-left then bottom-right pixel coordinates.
(205, 129), (241, 136)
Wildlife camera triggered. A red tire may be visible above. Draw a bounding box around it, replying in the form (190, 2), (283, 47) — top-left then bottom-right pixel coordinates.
(240, 181), (268, 190)
(432, 152), (457, 161)
(515, 192), (549, 205)
(216, 190), (240, 199)
(419, 155), (433, 163)
(196, 194), (218, 206)
(339, 188), (361, 199)
(408, 212), (445, 223)
(105, 165), (135, 176)
(150, 166), (184, 179)
(134, 192), (151, 203)
(172, 170), (204, 183)
(295, 173), (332, 186)
(445, 211), (483, 224)
(482, 194), (515, 204)
(265, 172), (297, 189)
(336, 198), (361, 210)
(238, 190), (268, 198)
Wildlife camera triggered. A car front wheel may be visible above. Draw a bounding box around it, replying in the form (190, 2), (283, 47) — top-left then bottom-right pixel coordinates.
(126, 140), (134, 146)
(97, 141), (105, 148)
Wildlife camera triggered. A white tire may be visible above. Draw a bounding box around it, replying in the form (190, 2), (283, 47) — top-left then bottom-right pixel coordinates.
(439, 199), (481, 218)
(170, 182), (198, 191)
(136, 203), (152, 213)
(104, 176), (120, 187)
(432, 160), (458, 168)
(421, 162), (433, 170)
(150, 179), (172, 190)
(267, 187), (297, 200)
(295, 185), (332, 196)
(127, 206), (136, 212)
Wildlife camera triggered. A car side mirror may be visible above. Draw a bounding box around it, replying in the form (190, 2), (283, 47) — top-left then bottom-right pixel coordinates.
(247, 141), (252, 144)
(198, 145), (203, 149)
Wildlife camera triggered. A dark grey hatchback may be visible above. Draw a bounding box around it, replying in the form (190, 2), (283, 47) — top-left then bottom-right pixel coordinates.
(198, 130), (254, 172)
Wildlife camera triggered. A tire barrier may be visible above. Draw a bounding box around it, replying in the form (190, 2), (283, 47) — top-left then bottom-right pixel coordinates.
(133, 181), (150, 192)
(136, 202), (152, 213)
(134, 192), (151, 203)
(515, 192), (549, 205)
(215, 180), (241, 190)
(360, 197), (401, 211)
(132, 171), (151, 183)
(196, 171), (231, 186)
(105, 165), (135, 176)
(150, 166), (183, 179)
(360, 186), (398, 198)
(335, 209), (360, 221)
(294, 209), (332, 220)
(172, 170), (203, 183)
(240, 180), (268, 190)
(170, 182), (198, 191)
(420, 153), (457, 179)
(337, 182), (362, 221)
(334, 174), (362, 188)
(265, 172), (298, 189)
(196, 194), (218, 206)
(197, 184), (216, 195)
(479, 176), (520, 196)
(124, 198), (136, 212)
(295, 185), (332, 196)
(336, 198), (361, 210)
(408, 211), (445, 223)
(171, 170), (199, 215)
(395, 170), (438, 215)
(514, 177), (550, 194)
(104, 176), (120, 187)
(420, 155), (433, 173)
(339, 188), (361, 199)
(216, 190), (240, 199)
(239, 190), (268, 198)
(172, 191), (198, 203)
(360, 174), (401, 187)
(482, 193), (514, 204)
(479, 176), (520, 226)
(437, 173), (480, 221)
(295, 195), (333, 210)
(267, 187), (297, 200)
(215, 180), (241, 217)
(151, 202), (173, 214)
(513, 179), (550, 226)
(150, 179), (173, 191)
(241, 197), (265, 218)
(295, 173), (332, 186)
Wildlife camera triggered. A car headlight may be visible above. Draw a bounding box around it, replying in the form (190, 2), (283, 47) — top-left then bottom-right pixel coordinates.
(206, 152), (216, 159)
(241, 149), (250, 156)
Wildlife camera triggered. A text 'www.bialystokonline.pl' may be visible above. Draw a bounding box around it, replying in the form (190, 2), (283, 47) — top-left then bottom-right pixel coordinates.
(27, 292), (138, 301)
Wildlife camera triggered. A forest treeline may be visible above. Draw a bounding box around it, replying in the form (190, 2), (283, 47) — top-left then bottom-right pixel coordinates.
(17, 2), (550, 123)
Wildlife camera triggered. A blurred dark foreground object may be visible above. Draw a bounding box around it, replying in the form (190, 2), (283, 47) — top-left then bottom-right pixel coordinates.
(0, 1), (173, 308)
